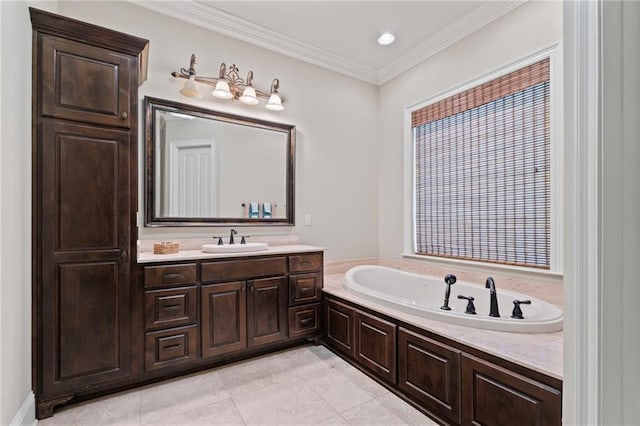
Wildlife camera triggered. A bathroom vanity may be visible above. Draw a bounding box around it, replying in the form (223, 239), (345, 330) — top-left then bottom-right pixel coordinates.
(140, 248), (323, 372)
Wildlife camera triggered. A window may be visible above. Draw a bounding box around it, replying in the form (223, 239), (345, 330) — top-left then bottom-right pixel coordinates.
(412, 58), (551, 269)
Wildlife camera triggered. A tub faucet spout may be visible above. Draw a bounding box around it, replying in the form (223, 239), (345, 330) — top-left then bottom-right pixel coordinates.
(485, 277), (500, 317)
(229, 229), (237, 245)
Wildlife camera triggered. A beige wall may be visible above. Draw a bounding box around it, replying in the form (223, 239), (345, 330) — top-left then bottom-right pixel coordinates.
(57, 1), (380, 262)
(377, 1), (562, 262)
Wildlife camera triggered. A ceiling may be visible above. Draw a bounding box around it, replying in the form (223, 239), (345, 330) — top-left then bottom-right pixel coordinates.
(134, 1), (526, 85)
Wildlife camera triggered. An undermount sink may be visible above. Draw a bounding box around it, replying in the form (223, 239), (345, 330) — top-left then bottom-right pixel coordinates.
(201, 242), (268, 254)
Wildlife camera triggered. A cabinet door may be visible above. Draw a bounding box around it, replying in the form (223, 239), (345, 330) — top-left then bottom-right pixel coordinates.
(324, 298), (355, 357)
(398, 328), (461, 424)
(461, 354), (562, 426)
(354, 310), (397, 384)
(247, 277), (288, 347)
(39, 120), (132, 397)
(39, 34), (132, 128)
(201, 282), (247, 357)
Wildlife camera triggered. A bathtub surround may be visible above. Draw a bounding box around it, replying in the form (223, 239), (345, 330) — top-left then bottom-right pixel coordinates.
(324, 258), (562, 379)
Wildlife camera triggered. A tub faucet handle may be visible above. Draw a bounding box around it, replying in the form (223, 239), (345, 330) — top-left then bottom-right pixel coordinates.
(457, 295), (476, 315)
(212, 236), (224, 245)
(511, 299), (531, 319)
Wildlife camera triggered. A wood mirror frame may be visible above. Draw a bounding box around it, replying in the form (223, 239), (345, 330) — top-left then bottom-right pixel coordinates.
(144, 97), (295, 226)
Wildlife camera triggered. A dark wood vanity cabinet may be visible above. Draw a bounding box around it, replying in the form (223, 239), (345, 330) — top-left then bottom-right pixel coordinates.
(31, 8), (148, 419)
(143, 251), (322, 369)
(323, 294), (562, 426)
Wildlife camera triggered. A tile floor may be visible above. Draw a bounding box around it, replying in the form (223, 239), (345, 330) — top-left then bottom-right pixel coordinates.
(39, 345), (437, 426)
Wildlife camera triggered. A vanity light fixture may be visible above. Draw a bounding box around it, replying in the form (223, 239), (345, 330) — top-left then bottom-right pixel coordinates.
(172, 54), (284, 110)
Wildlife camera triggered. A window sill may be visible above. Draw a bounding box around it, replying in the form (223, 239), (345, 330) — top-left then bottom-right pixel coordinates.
(401, 253), (563, 285)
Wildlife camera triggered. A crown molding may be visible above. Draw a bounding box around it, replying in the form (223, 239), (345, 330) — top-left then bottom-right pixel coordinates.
(131, 0), (526, 86)
(378, 0), (528, 84)
(129, 0), (379, 84)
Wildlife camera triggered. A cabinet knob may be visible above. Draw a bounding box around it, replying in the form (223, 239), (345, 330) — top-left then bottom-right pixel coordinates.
(121, 250), (128, 259)
(120, 111), (128, 119)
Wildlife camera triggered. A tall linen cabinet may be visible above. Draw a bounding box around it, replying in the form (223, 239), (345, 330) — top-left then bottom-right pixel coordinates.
(30, 8), (148, 418)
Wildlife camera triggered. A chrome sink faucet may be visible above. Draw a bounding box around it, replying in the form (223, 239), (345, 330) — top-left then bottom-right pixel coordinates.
(485, 277), (500, 317)
(229, 229), (237, 245)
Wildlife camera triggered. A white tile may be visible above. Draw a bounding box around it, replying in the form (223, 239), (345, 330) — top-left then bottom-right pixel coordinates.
(316, 414), (350, 426)
(141, 370), (229, 424)
(340, 397), (407, 426)
(38, 389), (141, 426)
(233, 377), (337, 425)
(303, 362), (388, 413)
(218, 351), (297, 396)
(153, 398), (245, 426)
(376, 393), (437, 425)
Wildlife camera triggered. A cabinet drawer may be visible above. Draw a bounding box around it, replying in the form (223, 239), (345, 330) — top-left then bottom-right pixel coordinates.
(289, 304), (320, 337)
(145, 325), (198, 371)
(144, 286), (197, 330)
(288, 253), (323, 273)
(289, 273), (322, 305)
(144, 264), (197, 288)
(201, 257), (286, 283)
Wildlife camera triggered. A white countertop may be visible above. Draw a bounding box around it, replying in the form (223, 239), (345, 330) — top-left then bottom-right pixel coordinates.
(137, 244), (324, 263)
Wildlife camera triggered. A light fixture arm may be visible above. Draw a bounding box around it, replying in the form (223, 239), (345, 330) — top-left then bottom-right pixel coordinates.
(171, 54), (284, 108)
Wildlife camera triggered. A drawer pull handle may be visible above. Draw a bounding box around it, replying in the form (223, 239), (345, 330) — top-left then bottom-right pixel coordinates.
(162, 343), (182, 351)
(299, 261), (312, 266)
(162, 304), (181, 311)
(163, 273), (181, 280)
(300, 318), (313, 325)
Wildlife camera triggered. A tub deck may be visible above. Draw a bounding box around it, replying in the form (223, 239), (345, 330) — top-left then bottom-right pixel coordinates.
(323, 272), (562, 380)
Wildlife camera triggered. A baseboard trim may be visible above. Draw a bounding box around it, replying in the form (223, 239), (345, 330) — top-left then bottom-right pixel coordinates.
(10, 391), (36, 426)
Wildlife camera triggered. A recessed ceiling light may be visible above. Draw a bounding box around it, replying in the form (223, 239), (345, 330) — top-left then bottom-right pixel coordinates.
(378, 32), (395, 46)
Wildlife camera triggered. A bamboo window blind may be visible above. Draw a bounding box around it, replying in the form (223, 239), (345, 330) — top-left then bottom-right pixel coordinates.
(413, 58), (550, 268)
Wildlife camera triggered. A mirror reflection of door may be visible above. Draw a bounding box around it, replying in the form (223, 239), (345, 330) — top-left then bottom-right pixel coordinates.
(166, 139), (218, 217)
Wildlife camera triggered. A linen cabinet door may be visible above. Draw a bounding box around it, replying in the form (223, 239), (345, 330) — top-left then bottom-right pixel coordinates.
(39, 34), (133, 128)
(398, 328), (461, 424)
(247, 277), (288, 347)
(201, 282), (247, 357)
(39, 120), (133, 398)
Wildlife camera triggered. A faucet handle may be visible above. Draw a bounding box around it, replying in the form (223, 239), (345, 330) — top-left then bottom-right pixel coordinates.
(240, 236), (251, 245)
(511, 300), (531, 319)
(457, 295), (477, 315)
(212, 236), (224, 245)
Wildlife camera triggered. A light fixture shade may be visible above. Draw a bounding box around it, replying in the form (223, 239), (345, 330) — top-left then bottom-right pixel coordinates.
(179, 77), (202, 99)
(212, 80), (233, 99)
(265, 93), (284, 111)
(239, 86), (259, 105)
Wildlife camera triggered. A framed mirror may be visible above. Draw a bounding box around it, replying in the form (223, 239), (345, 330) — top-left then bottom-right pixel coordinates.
(144, 97), (295, 226)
